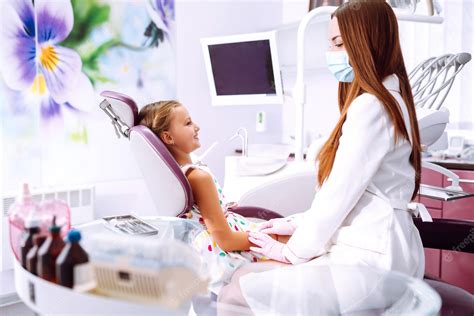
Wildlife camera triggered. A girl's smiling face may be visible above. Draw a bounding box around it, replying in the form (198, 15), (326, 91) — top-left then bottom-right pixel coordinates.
(166, 106), (201, 154)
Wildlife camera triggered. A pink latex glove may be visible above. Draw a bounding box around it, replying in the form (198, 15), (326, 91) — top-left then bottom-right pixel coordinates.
(258, 217), (297, 235)
(249, 232), (290, 263)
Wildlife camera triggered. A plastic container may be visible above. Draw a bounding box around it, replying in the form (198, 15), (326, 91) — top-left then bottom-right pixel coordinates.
(8, 183), (42, 261)
(26, 235), (47, 275)
(37, 217), (65, 283)
(38, 199), (71, 236)
(56, 230), (89, 288)
(20, 216), (41, 268)
(83, 233), (208, 308)
(9, 184), (71, 263)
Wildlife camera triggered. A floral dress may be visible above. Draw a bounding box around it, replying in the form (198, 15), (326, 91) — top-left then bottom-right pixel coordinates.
(179, 162), (267, 284)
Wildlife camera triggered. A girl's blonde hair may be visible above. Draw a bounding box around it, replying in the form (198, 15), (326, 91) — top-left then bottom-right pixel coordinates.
(137, 100), (182, 141)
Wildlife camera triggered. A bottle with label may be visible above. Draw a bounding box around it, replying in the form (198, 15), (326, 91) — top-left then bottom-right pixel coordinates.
(56, 230), (89, 288)
(8, 183), (41, 262)
(26, 235), (47, 275)
(20, 216), (40, 268)
(37, 216), (65, 283)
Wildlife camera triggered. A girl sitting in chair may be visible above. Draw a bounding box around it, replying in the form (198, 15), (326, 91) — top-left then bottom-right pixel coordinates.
(138, 101), (285, 283)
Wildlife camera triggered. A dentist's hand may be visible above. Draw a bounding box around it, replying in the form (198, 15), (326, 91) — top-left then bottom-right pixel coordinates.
(258, 217), (297, 235)
(249, 232), (289, 263)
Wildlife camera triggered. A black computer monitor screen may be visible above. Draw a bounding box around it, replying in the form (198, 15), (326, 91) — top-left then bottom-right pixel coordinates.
(208, 40), (276, 96)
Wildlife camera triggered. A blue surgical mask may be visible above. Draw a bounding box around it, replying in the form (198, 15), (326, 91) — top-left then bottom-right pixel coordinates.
(326, 51), (354, 83)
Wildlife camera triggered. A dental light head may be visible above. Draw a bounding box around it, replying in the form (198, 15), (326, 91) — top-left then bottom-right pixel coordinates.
(409, 52), (471, 146)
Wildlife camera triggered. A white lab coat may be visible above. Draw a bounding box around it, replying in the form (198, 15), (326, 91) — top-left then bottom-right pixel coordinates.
(237, 75), (425, 314)
(281, 74), (424, 278)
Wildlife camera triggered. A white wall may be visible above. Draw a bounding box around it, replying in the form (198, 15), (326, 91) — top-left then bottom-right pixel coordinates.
(276, 14), (340, 149)
(176, 0), (284, 183)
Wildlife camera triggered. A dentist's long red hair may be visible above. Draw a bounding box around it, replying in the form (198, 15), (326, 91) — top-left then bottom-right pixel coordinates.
(317, 0), (421, 200)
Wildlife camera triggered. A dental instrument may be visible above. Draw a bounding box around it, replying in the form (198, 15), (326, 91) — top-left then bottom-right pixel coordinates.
(409, 52), (471, 147)
(228, 127), (248, 157)
(407, 52), (472, 197)
(410, 52), (471, 111)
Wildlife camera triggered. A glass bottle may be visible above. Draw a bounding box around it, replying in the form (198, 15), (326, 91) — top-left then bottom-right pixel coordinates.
(20, 216), (40, 268)
(56, 230), (89, 288)
(26, 235), (47, 275)
(8, 183), (41, 262)
(37, 216), (65, 283)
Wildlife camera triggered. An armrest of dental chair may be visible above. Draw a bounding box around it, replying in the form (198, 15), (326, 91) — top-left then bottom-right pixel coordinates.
(413, 217), (474, 316)
(231, 206), (284, 221)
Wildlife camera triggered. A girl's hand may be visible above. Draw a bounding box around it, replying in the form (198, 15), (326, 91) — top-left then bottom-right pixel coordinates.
(258, 217), (297, 235)
(249, 232), (289, 263)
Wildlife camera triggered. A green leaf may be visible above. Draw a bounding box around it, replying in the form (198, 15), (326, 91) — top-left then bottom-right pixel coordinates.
(62, 0), (110, 49)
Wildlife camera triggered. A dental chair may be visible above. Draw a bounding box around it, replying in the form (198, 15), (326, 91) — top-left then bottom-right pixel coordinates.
(98, 90), (283, 221)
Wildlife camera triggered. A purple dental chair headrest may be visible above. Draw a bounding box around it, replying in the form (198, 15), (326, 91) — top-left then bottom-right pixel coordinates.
(99, 90), (194, 216)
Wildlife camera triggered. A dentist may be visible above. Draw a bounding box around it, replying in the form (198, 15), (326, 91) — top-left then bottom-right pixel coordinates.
(247, 0), (425, 277)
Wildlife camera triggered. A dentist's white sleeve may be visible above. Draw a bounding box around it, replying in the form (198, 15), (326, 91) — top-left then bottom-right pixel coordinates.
(283, 94), (393, 264)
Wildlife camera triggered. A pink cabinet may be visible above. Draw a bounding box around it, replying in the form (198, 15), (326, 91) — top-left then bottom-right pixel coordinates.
(419, 168), (444, 279)
(419, 167), (474, 293)
(439, 169), (474, 293)
(423, 208), (442, 279)
(424, 248), (441, 279)
(420, 168), (444, 210)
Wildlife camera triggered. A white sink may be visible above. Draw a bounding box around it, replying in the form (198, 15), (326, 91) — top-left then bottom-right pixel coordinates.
(237, 156), (287, 176)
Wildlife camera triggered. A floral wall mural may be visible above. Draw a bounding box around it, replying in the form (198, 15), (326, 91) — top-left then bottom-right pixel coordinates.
(0, 0), (176, 190)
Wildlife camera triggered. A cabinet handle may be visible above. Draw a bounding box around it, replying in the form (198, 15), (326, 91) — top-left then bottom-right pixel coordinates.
(447, 178), (474, 184)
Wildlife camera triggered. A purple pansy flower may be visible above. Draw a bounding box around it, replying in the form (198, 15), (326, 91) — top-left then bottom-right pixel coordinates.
(154, 0), (174, 28)
(0, 0), (93, 120)
(148, 0), (175, 44)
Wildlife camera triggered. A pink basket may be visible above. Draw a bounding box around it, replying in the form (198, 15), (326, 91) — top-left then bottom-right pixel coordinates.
(9, 199), (71, 261)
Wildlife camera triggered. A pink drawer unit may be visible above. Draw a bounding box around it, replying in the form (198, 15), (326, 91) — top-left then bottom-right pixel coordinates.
(441, 250), (474, 293)
(423, 208), (442, 278)
(420, 167), (443, 209)
(440, 169), (474, 294)
(424, 248), (441, 278)
(427, 207), (442, 219)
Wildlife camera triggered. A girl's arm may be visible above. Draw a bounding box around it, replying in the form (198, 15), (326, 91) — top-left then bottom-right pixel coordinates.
(187, 169), (252, 252)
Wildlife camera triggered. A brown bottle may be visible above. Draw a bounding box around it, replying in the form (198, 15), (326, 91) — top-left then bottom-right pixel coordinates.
(26, 235), (47, 275)
(20, 217), (40, 269)
(37, 216), (65, 283)
(56, 230), (89, 288)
